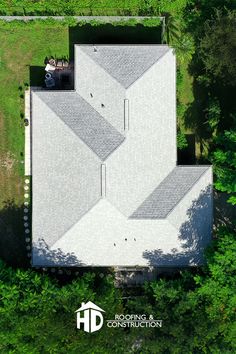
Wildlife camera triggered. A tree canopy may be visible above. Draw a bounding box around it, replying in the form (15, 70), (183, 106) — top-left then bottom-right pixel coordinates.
(210, 130), (236, 204)
(0, 227), (236, 353)
(200, 10), (236, 86)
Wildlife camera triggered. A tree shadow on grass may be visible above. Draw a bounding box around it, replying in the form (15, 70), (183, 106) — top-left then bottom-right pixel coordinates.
(0, 200), (28, 268)
(68, 23), (162, 60)
(214, 190), (236, 231)
(184, 48), (236, 144)
(183, 79), (211, 141)
(143, 185), (213, 267)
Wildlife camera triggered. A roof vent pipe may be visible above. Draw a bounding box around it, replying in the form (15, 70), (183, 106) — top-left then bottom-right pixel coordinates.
(93, 46), (97, 52)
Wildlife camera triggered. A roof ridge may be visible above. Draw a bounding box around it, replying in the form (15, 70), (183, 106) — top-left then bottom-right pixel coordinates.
(78, 47), (126, 89)
(126, 47), (171, 89)
(129, 166), (211, 219)
(78, 45), (171, 89)
(51, 198), (102, 249)
(165, 166), (211, 220)
(33, 91), (125, 161)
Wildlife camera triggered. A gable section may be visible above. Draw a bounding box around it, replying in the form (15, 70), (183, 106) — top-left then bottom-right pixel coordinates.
(78, 45), (170, 88)
(130, 166), (210, 219)
(35, 91), (125, 161)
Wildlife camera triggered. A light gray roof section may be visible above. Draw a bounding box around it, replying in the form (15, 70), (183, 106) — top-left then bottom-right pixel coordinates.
(32, 91), (102, 247)
(35, 91), (125, 161)
(79, 45), (170, 88)
(130, 166), (210, 219)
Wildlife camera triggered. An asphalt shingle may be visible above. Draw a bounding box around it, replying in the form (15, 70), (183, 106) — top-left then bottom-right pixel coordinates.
(79, 45), (170, 88)
(130, 166), (210, 219)
(35, 91), (125, 161)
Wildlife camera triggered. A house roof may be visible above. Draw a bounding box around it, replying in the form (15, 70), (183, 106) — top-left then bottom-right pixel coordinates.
(78, 45), (170, 88)
(130, 166), (210, 219)
(35, 91), (125, 161)
(32, 91), (102, 247)
(31, 44), (212, 267)
(75, 301), (105, 312)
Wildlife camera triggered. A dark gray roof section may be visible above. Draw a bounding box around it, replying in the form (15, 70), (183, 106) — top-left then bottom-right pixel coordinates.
(35, 91), (125, 161)
(79, 45), (170, 88)
(130, 166), (210, 219)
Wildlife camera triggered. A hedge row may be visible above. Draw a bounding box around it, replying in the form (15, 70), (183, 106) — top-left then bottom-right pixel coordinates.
(0, 16), (162, 28)
(0, 0), (188, 16)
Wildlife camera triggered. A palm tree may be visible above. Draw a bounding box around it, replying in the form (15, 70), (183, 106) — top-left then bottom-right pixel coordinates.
(172, 34), (195, 64)
(162, 15), (181, 44)
(162, 15), (195, 64)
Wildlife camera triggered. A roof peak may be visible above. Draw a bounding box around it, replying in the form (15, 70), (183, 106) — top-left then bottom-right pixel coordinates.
(77, 45), (171, 88)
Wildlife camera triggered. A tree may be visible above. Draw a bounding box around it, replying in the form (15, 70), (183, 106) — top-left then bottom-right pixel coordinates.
(163, 15), (195, 64)
(163, 15), (181, 44)
(210, 130), (236, 205)
(204, 96), (221, 134)
(200, 10), (236, 86)
(173, 33), (195, 64)
(177, 131), (188, 149)
(0, 265), (129, 353)
(0, 228), (236, 352)
(126, 227), (236, 353)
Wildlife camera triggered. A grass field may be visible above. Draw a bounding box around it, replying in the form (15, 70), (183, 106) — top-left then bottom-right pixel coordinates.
(0, 23), (69, 209)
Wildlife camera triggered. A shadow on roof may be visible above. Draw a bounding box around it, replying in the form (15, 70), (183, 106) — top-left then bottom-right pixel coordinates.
(143, 185), (212, 266)
(32, 239), (84, 267)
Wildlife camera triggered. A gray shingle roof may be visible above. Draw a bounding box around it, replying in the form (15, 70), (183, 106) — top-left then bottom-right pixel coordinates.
(35, 91), (125, 161)
(79, 45), (170, 88)
(130, 166), (210, 219)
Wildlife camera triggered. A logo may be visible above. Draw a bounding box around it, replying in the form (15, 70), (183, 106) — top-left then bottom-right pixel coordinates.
(75, 301), (105, 333)
(76, 302), (162, 333)
(106, 314), (162, 328)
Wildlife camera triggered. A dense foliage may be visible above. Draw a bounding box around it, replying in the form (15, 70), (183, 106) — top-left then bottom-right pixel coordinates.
(0, 227), (235, 353)
(0, 268), (128, 353)
(0, 0), (188, 16)
(210, 130), (236, 204)
(195, 9), (236, 203)
(200, 10), (236, 87)
(177, 131), (188, 150)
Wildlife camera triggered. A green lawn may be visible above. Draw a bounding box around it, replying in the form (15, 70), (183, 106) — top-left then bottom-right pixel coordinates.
(0, 23), (69, 209)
